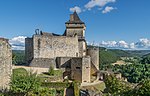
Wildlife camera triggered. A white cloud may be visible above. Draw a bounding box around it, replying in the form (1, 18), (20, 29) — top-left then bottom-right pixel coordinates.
(101, 41), (117, 47)
(135, 38), (150, 49)
(69, 0), (117, 14)
(100, 40), (129, 49)
(98, 38), (150, 50)
(130, 43), (135, 49)
(117, 40), (129, 48)
(70, 6), (82, 14)
(85, 0), (116, 10)
(9, 36), (26, 50)
(102, 6), (115, 14)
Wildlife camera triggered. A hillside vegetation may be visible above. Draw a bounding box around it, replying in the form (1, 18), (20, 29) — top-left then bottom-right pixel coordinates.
(99, 47), (132, 70)
(12, 50), (25, 65)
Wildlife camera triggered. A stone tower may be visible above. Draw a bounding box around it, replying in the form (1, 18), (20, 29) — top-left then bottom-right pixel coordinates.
(65, 11), (86, 38)
(0, 38), (12, 90)
(87, 47), (99, 71)
(65, 11), (87, 57)
(25, 12), (99, 83)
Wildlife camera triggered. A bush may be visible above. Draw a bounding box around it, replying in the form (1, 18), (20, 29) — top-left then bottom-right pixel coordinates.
(73, 81), (80, 96)
(49, 67), (55, 76)
(41, 82), (71, 88)
(48, 67), (62, 76)
(11, 70), (41, 94)
(28, 88), (56, 96)
(104, 74), (133, 95)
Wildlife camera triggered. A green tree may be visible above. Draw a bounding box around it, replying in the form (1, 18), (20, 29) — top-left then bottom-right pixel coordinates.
(141, 55), (150, 64)
(134, 79), (150, 95)
(100, 49), (119, 70)
(12, 50), (25, 65)
(104, 75), (133, 95)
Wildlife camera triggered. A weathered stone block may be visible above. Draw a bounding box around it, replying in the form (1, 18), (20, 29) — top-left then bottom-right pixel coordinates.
(0, 38), (12, 90)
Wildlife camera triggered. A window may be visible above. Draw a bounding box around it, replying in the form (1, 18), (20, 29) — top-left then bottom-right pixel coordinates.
(76, 67), (80, 69)
(76, 53), (78, 57)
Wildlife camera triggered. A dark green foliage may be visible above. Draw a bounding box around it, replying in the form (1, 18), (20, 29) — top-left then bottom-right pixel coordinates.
(141, 53), (150, 64)
(49, 66), (55, 76)
(48, 67), (63, 76)
(104, 75), (150, 96)
(109, 49), (132, 57)
(11, 68), (70, 95)
(100, 49), (118, 64)
(28, 88), (57, 96)
(104, 75), (133, 96)
(127, 50), (150, 57)
(112, 64), (150, 83)
(110, 49), (150, 83)
(73, 81), (80, 96)
(99, 47), (150, 70)
(41, 82), (71, 88)
(99, 47), (134, 70)
(0, 93), (4, 96)
(11, 68), (41, 94)
(99, 48), (119, 70)
(12, 50), (25, 65)
(134, 79), (150, 95)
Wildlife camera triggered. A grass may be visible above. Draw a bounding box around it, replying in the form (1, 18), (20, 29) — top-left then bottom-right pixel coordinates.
(49, 69), (63, 76)
(94, 82), (106, 91)
(81, 81), (106, 93)
(13, 68), (28, 76)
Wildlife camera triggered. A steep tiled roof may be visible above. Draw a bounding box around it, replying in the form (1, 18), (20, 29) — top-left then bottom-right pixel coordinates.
(66, 11), (84, 24)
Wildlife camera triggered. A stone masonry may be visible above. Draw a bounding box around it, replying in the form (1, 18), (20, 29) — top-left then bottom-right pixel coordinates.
(25, 12), (99, 83)
(0, 38), (12, 90)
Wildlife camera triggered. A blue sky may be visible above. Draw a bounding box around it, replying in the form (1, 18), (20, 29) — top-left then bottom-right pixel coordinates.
(1, 0), (150, 50)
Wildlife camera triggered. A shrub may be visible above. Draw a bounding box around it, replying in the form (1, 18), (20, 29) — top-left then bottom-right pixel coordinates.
(48, 67), (62, 76)
(11, 70), (41, 94)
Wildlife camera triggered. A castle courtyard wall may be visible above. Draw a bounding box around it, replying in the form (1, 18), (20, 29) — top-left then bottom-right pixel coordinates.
(82, 56), (91, 83)
(71, 58), (82, 82)
(25, 38), (33, 64)
(0, 38), (12, 90)
(33, 35), (79, 58)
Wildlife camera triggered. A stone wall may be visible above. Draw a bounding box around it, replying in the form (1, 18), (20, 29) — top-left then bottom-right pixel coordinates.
(0, 38), (12, 90)
(30, 58), (55, 68)
(65, 23), (86, 39)
(78, 40), (86, 57)
(71, 57), (82, 82)
(71, 57), (91, 83)
(56, 57), (71, 68)
(33, 35), (79, 59)
(25, 38), (33, 64)
(82, 56), (91, 83)
(87, 47), (99, 70)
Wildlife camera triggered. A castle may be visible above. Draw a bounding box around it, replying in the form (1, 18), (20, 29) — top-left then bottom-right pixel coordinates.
(25, 12), (99, 83)
(0, 38), (12, 90)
